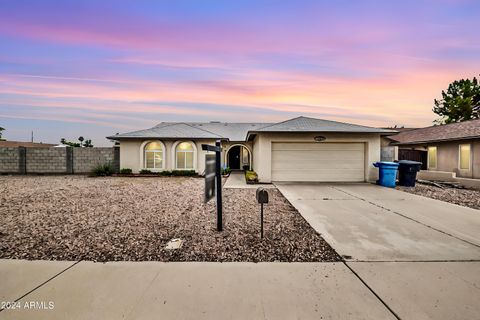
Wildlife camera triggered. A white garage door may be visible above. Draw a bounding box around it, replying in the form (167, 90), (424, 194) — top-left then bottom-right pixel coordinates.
(271, 142), (365, 182)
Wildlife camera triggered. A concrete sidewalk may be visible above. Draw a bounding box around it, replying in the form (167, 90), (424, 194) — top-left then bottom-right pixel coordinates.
(0, 260), (395, 320)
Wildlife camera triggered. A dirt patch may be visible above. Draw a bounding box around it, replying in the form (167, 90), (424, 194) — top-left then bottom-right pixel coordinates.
(0, 176), (339, 262)
(397, 184), (480, 210)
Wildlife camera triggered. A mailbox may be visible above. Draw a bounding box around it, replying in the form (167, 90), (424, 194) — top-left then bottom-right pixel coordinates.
(256, 188), (269, 204)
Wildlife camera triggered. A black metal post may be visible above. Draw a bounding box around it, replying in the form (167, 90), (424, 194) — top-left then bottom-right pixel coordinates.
(215, 140), (223, 231)
(260, 203), (264, 239)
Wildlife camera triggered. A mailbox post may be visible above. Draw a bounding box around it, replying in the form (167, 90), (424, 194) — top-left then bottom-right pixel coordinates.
(256, 188), (269, 239)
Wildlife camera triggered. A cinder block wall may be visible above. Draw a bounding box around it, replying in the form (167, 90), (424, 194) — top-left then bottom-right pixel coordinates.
(73, 147), (115, 173)
(0, 147), (20, 173)
(26, 148), (67, 173)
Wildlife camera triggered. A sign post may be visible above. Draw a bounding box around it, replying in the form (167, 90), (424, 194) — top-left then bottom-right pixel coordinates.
(256, 188), (269, 239)
(202, 140), (223, 231)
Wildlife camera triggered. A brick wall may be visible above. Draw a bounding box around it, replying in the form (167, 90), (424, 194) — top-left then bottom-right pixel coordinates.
(0, 147), (20, 173)
(73, 147), (115, 173)
(0, 147), (119, 174)
(26, 148), (67, 173)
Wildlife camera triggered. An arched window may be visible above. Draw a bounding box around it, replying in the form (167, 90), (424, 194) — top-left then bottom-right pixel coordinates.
(144, 141), (163, 169)
(176, 142), (194, 169)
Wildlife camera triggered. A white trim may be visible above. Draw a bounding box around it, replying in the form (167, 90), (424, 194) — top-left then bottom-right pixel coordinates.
(172, 140), (197, 171)
(458, 143), (471, 171)
(139, 140), (166, 171)
(427, 146), (437, 169)
(225, 144), (252, 170)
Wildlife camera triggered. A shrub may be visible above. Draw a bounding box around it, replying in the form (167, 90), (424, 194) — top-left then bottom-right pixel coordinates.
(120, 168), (132, 174)
(245, 170), (258, 184)
(171, 170), (197, 176)
(139, 169), (153, 174)
(92, 163), (114, 176)
(158, 170), (172, 176)
(221, 166), (232, 175)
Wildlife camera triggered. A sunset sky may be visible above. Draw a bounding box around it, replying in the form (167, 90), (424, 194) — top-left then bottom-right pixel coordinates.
(1, 0), (479, 146)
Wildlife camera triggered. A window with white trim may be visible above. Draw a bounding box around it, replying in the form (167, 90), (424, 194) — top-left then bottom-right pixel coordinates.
(427, 146), (437, 169)
(459, 144), (471, 170)
(176, 142), (194, 169)
(144, 142), (163, 169)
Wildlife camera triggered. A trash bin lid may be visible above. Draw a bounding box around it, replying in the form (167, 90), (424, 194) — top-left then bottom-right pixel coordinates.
(398, 160), (422, 165)
(374, 161), (399, 168)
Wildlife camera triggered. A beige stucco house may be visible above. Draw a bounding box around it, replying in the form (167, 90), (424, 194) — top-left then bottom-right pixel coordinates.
(387, 119), (480, 179)
(107, 116), (395, 183)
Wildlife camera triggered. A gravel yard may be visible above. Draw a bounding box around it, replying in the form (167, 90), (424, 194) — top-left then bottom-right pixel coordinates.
(0, 176), (339, 262)
(397, 183), (480, 210)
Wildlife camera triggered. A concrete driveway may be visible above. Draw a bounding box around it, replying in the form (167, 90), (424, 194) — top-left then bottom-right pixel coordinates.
(276, 183), (480, 319)
(276, 183), (480, 261)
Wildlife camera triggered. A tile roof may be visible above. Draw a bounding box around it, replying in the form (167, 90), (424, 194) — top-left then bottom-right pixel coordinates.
(108, 122), (223, 140)
(251, 116), (396, 134)
(389, 119), (480, 145)
(108, 116), (395, 141)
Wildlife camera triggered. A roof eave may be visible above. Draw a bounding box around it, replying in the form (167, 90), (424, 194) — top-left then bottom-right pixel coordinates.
(106, 136), (226, 141)
(391, 135), (480, 145)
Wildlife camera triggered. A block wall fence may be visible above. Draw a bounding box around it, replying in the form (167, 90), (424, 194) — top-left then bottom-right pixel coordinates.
(0, 147), (119, 174)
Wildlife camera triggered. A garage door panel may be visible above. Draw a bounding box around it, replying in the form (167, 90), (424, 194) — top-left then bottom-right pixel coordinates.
(271, 142), (365, 182)
(272, 142), (364, 151)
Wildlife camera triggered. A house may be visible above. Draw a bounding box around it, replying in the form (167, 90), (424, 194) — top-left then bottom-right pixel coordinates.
(107, 116), (395, 183)
(388, 119), (480, 179)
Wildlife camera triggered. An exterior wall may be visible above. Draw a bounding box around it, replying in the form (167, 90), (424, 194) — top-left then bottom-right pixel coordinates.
(251, 132), (382, 183)
(402, 139), (479, 179)
(119, 139), (219, 174)
(0, 147), (20, 173)
(119, 140), (142, 173)
(252, 136), (260, 172)
(26, 147), (67, 173)
(73, 147), (116, 173)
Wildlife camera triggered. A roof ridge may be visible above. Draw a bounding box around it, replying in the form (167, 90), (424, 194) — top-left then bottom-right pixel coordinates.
(180, 122), (223, 138)
(255, 116), (305, 130)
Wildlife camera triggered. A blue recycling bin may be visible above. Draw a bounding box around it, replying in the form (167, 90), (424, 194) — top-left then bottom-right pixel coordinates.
(373, 162), (399, 188)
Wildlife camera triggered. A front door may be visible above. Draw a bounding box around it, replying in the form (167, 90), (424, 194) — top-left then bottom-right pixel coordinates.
(228, 146), (241, 169)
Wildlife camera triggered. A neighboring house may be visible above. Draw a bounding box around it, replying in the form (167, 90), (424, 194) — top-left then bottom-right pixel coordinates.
(108, 116), (395, 183)
(0, 141), (56, 148)
(388, 119), (480, 179)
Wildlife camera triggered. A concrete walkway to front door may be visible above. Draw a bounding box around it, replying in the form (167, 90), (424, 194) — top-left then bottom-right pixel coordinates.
(276, 183), (480, 319)
(224, 171), (274, 189)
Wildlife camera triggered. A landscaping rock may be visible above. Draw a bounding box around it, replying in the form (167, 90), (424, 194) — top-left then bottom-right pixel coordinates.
(397, 184), (480, 210)
(0, 176), (340, 262)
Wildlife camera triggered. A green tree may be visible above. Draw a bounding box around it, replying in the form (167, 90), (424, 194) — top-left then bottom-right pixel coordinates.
(433, 76), (480, 124)
(0, 126), (5, 140)
(78, 136), (84, 147)
(83, 139), (94, 147)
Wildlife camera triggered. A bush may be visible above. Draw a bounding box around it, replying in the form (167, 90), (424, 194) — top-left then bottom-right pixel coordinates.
(120, 168), (132, 174)
(221, 166), (232, 175)
(171, 170), (196, 176)
(92, 163), (114, 176)
(245, 170), (258, 184)
(139, 169), (153, 174)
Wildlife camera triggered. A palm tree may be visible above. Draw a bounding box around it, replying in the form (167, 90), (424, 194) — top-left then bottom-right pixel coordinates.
(78, 136), (84, 147)
(0, 127), (4, 140)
